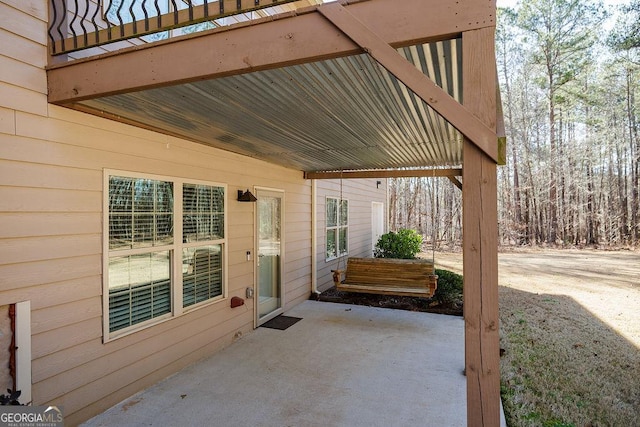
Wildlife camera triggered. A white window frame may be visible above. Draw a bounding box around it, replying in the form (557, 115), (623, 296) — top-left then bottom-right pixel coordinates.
(325, 196), (349, 261)
(103, 170), (228, 341)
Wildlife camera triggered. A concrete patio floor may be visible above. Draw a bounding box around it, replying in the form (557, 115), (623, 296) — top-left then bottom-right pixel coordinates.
(83, 301), (489, 427)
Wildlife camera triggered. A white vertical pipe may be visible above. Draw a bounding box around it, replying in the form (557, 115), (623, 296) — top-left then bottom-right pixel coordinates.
(15, 301), (31, 404)
(311, 179), (318, 295)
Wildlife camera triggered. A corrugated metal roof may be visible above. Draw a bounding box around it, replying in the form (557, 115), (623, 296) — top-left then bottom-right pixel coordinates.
(79, 38), (463, 172)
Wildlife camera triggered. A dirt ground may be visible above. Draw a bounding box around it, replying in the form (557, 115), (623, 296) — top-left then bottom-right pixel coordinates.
(317, 283), (462, 315)
(434, 249), (640, 346)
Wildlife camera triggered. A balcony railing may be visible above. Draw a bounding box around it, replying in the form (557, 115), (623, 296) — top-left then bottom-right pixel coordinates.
(48, 0), (303, 57)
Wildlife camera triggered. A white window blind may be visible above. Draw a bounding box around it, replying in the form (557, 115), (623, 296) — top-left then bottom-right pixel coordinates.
(182, 183), (225, 307)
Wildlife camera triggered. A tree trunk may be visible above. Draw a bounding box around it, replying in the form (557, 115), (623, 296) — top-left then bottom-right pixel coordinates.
(548, 81), (558, 244)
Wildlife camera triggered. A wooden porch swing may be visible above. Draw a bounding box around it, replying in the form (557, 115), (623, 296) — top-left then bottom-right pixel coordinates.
(331, 170), (440, 299)
(331, 257), (437, 298)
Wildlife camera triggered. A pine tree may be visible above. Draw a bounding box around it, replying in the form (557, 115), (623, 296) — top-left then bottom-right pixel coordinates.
(518, 0), (604, 244)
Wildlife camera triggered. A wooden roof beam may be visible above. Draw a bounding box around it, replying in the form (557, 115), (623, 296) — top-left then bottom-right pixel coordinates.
(47, 0), (496, 104)
(304, 168), (462, 180)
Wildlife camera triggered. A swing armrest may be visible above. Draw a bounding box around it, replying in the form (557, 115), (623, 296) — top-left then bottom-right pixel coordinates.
(331, 269), (345, 286)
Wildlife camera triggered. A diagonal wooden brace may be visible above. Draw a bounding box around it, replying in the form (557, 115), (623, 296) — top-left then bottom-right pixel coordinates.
(318, 3), (498, 163)
(448, 176), (463, 190)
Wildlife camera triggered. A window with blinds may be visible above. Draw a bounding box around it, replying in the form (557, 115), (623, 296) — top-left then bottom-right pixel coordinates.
(106, 173), (226, 338)
(326, 197), (348, 260)
(182, 183), (225, 308)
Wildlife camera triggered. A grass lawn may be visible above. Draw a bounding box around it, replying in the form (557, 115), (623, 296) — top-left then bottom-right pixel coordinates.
(435, 249), (640, 427)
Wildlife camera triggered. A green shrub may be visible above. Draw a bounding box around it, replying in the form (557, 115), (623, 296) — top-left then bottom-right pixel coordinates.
(374, 229), (423, 259)
(433, 268), (463, 304)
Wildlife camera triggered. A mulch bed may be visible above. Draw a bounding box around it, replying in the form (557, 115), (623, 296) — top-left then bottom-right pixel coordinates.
(313, 286), (463, 316)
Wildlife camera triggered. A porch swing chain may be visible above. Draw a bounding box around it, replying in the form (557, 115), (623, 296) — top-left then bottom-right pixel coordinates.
(337, 170), (344, 273)
(431, 168), (436, 264)
(329, 171), (346, 289)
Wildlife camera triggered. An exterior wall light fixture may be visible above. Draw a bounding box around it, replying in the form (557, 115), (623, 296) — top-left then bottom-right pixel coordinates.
(237, 189), (257, 202)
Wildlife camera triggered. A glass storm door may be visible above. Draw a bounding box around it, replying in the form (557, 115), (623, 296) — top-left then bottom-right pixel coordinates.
(256, 189), (283, 325)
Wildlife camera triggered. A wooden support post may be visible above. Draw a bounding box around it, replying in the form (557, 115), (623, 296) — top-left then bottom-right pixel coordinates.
(462, 27), (501, 427)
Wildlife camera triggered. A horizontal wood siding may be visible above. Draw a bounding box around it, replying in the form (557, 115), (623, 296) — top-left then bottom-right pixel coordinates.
(283, 186), (312, 309)
(0, 2), (47, 45)
(0, 234), (101, 264)
(0, 83), (48, 116)
(0, 2), (312, 423)
(316, 179), (387, 292)
(2, 0), (47, 20)
(0, 106), (15, 134)
(0, 55), (47, 93)
(0, 28), (46, 68)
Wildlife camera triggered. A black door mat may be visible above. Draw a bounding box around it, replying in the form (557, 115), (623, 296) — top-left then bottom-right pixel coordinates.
(260, 315), (302, 330)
